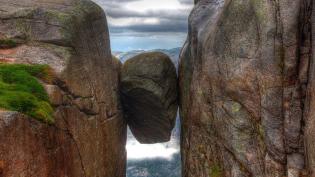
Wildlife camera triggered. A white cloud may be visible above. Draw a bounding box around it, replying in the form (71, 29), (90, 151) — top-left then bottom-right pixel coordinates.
(124, 0), (192, 12)
(91, 0), (193, 51)
(92, 0), (193, 33)
(126, 139), (179, 160)
(108, 17), (160, 27)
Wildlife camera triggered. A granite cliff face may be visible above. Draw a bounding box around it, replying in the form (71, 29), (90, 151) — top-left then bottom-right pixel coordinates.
(0, 0), (126, 176)
(179, 0), (313, 177)
(0, 1), (179, 176)
(305, 1), (315, 175)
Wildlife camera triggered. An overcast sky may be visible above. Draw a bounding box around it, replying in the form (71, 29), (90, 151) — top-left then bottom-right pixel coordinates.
(92, 0), (193, 51)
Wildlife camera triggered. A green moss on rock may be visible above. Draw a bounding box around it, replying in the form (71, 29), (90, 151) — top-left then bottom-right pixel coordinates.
(0, 63), (54, 123)
(209, 164), (223, 177)
(0, 39), (17, 49)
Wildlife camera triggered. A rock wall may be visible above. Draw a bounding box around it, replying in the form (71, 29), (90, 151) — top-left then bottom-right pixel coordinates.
(179, 0), (313, 176)
(0, 0), (126, 177)
(305, 0), (315, 175)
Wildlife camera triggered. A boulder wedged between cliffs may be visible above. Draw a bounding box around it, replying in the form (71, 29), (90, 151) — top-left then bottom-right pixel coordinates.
(120, 52), (178, 144)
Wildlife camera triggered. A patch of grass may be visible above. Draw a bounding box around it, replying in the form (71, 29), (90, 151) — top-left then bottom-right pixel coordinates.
(209, 164), (223, 177)
(0, 63), (54, 123)
(0, 39), (17, 49)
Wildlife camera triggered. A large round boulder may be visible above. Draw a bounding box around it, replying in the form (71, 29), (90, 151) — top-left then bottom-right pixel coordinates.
(121, 52), (178, 144)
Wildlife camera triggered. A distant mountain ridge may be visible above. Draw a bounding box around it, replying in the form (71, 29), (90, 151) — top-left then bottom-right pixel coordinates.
(113, 47), (181, 70)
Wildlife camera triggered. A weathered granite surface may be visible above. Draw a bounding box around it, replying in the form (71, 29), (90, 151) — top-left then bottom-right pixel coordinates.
(305, 0), (315, 176)
(179, 0), (313, 176)
(0, 0), (126, 176)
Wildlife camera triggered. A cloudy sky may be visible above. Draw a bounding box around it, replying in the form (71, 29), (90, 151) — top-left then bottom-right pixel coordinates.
(92, 0), (193, 51)
(126, 133), (179, 160)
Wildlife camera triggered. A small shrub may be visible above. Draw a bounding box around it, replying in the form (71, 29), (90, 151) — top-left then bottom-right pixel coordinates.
(210, 164), (223, 177)
(0, 39), (17, 49)
(0, 63), (54, 123)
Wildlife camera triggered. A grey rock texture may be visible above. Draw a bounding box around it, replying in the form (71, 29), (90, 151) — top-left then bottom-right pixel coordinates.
(179, 0), (312, 176)
(0, 111), (84, 177)
(121, 52), (178, 144)
(0, 0), (126, 177)
(305, 0), (315, 176)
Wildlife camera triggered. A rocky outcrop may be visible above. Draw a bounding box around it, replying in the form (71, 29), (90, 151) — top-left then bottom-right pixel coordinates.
(121, 52), (178, 144)
(0, 111), (84, 177)
(0, 0), (126, 177)
(179, 0), (313, 177)
(305, 1), (315, 175)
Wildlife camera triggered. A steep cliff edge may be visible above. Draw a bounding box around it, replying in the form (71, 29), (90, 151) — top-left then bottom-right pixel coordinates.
(180, 0), (313, 177)
(305, 0), (315, 175)
(0, 0), (126, 177)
